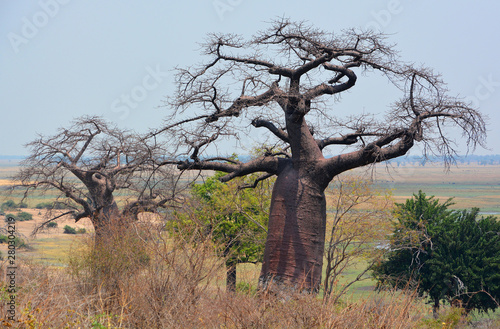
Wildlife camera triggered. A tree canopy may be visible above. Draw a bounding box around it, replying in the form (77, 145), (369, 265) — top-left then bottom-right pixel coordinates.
(373, 191), (500, 314)
(169, 171), (272, 291)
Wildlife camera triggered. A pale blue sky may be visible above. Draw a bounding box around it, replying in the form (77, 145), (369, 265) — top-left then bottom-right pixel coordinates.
(1, 0), (499, 156)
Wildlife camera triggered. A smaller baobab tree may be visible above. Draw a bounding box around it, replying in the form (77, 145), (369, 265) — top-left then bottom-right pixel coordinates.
(13, 116), (179, 244)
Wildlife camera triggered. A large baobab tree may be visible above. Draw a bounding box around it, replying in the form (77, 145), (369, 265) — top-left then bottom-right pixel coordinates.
(157, 19), (486, 291)
(14, 116), (179, 243)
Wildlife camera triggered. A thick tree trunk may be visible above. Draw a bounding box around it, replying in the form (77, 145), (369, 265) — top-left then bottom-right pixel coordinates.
(259, 163), (327, 291)
(80, 171), (121, 246)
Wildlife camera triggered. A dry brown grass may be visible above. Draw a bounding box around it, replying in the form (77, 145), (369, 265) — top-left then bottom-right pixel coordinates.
(0, 263), (429, 328)
(0, 217), (447, 329)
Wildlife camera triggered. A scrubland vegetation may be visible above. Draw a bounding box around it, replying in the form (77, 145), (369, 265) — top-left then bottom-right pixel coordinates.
(1, 164), (499, 328)
(0, 218), (487, 329)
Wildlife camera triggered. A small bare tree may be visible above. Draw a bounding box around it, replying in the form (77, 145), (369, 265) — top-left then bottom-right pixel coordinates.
(13, 116), (181, 243)
(156, 19), (486, 291)
(323, 176), (392, 302)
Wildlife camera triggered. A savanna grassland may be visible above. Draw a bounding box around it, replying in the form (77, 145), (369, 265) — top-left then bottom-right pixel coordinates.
(0, 161), (499, 328)
(354, 162), (500, 214)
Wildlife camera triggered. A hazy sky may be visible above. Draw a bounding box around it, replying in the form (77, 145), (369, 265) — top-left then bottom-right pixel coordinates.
(1, 1), (499, 156)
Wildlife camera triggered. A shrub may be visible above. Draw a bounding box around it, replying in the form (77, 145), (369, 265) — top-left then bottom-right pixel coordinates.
(0, 234), (28, 249)
(4, 211), (33, 221)
(35, 202), (52, 209)
(18, 201), (28, 208)
(1, 200), (17, 210)
(35, 201), (67, 209)
(46, 221), (58, 228)
(16, 211), (33, 221)
(63, 225), (77, 234)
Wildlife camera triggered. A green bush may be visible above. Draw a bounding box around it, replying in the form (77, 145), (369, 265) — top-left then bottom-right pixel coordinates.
(17, 201), (28, 208)
(63, 225), (77, 234)
(4, 212), (33, 221)
(0, 234), (28, 249)
(35, 201), (67, 209)
(46, 221), (58, 228)
(35, 202), (52, 209)
(1, 200), (17, 210)
(16, 211), (33, 221)
(4, 213), (16, 222)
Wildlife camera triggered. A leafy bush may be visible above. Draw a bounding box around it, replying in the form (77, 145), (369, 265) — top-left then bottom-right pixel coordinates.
(46, 221), (58, 228)
(16, 211), (33, 221)
(35, 202), (52, 209)
(0, 234), (28, 249)
(63, 225), (77, 234)
(18, 201), (28, 208)
(4, 212), (33, 221)
(1, 200), (17, 210)
(35, 201), (67, 209)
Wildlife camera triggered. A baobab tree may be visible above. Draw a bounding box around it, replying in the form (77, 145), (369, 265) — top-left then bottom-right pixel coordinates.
(157, 19), (486, 291)
(14, 116), (180, 243)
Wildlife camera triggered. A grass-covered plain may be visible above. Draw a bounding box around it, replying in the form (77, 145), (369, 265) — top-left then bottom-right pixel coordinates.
(0, 162), (499, 327)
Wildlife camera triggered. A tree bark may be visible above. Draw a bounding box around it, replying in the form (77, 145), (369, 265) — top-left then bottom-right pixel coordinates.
(259, 109), (329, 291)
(78, 171), (121, 245)
(433, 298), (440, 319)
(226, 261), (237, 292)
(259, 163), (327, 291)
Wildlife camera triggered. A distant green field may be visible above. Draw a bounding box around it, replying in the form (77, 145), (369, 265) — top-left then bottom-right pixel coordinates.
(349, 163), (500, 215)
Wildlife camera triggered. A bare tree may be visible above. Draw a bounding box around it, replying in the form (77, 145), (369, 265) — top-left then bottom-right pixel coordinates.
(323, 176), (392, 303)
(156, 19), (486, 291)
(13, 116), (180, 243)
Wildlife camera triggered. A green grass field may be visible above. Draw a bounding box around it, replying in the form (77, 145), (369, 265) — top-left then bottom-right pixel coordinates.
(350, 163), (500, 214)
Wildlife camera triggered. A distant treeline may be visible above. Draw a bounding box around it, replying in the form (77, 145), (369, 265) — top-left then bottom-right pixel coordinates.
(1, 154), (500, 166)
(386, 154), (500, 166)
